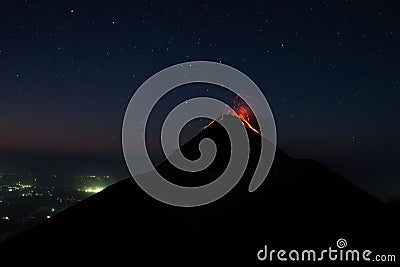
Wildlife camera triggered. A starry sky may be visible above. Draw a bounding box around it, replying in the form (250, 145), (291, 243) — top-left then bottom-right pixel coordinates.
(0, 0), (399, 199)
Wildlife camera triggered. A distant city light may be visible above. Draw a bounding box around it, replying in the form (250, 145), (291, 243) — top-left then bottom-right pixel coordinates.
(16, 182), (31, 188)
(83, 187), (105, 193)
(0, 173), (114, 239)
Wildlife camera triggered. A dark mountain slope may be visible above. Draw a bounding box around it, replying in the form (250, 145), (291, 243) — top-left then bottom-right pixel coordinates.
(1, 116), (398, 265)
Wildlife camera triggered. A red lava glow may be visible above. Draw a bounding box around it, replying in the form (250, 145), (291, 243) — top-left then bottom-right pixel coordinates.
(234, 106), (261, 135)
(203, 96), (261, 135)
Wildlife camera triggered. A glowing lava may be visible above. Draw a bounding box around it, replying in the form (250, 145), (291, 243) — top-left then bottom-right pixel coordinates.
(234, 105), (261, 135)
(203, 98), (261, 135)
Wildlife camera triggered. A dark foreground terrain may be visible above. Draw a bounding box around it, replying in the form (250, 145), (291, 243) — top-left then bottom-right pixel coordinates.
(1, 116), (398, 265)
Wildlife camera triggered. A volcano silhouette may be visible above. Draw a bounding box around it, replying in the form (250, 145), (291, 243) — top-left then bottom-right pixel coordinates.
(1, 115), (399, 265)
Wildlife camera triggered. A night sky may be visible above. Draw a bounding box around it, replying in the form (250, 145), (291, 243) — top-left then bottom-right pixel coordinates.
(0, 0), (399, 199)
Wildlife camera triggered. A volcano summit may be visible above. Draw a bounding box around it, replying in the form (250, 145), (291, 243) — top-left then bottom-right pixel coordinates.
(1, 115), (399, 265)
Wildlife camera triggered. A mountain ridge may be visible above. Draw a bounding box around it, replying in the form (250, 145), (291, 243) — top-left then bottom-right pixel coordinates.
(0, 115), (398, 265)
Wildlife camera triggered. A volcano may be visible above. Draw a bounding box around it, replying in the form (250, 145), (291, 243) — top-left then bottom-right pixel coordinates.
(1, 115), (399, 265)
